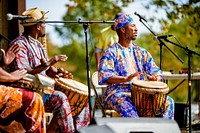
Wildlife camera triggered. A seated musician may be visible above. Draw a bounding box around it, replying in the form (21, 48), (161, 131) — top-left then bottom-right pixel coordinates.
(98, 13), (174, 119)
(8, 7), (90, 132)
(0, 43), (46, 132)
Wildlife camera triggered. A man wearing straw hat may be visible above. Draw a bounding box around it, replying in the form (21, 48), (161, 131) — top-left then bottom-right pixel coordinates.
(9, 7), (90, 132)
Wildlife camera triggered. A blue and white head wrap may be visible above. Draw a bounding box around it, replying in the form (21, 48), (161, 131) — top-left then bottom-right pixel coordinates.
(115, 14), (133, 30)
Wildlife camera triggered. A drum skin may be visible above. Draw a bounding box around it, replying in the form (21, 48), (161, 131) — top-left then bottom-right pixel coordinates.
(131, 80), (169, 117)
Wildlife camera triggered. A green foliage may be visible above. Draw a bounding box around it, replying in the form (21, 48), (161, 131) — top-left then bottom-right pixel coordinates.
(55, 1), (122, 46)
(141, 0), (200, 102)
(52, 1), (130, 84)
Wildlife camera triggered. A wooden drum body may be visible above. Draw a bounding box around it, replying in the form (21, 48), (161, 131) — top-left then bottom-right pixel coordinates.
(131, 80), (169, 117)
(10, 77), (38, 92)
(55, 78), (91, 117)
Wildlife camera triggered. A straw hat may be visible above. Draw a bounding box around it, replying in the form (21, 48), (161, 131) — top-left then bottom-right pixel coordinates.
(21, 7), (48, 26)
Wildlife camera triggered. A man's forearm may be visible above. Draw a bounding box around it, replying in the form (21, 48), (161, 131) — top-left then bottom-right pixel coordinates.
(95, 52), (101, 70)
(27, 65), (48, 75)
(0, 67), (15, 82)
(105, 76), (127, 84)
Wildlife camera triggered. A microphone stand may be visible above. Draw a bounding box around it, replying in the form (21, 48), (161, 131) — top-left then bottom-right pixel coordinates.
(0, 34), (11, 42)
(23, 19), (114, 121)
(82, 23), (92, 118)
(164, 38), (200, 133)
(136, 17), (184, 69)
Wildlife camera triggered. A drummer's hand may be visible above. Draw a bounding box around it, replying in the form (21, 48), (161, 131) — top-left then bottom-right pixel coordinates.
(57, 72), (73, 79)
(57, 68), (73, 79)
(1, 42), (20, 65)
(46, 55), (68, 66)
(146, 74), (161, 81)
(126, 72), (141, 82)
(46, 66), (59, 78)
(9, 69), (27, 82)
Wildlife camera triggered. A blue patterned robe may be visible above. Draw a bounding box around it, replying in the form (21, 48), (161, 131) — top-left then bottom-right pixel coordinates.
(98, 43), (174, 118)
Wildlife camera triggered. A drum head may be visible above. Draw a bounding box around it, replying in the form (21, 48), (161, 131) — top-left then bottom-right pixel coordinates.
(132, 80), (168, 89)
(36, 74), (55, 87)
(56, 78), (88, 92)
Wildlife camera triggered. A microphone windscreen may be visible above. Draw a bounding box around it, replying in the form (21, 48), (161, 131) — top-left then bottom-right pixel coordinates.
(7, 13), (13, 20)
(153, 36), (158, 41)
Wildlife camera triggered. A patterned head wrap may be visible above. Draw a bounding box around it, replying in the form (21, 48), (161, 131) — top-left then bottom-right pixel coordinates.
(115, 13), (133, 30)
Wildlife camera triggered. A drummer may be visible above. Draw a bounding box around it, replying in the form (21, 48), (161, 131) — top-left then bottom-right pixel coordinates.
(98, 13), (174, 119)
(0, 43), (46, 132)
(8, 7), (90, 132)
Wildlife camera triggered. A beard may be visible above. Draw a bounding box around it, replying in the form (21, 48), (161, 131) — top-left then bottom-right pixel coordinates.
(125, 35), (137, 41)
(41, 33), (46, 37)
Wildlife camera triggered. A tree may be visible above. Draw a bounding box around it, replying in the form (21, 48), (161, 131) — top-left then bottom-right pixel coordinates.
(53, 0), (131, 83)
(142, 0), (200, 66)
(140, 0), (200, 102)
(55, 0), (123, 45)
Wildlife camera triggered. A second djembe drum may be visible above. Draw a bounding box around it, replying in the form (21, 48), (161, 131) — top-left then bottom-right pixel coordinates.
(131, 80), (169, 117)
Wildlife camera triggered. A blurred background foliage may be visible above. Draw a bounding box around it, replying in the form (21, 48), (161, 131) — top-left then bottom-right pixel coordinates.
(45, 0), (200, 103)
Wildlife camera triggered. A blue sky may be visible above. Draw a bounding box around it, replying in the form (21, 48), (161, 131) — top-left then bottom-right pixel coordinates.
(27, 0), (67, 45)
(27, 1), (165, 46)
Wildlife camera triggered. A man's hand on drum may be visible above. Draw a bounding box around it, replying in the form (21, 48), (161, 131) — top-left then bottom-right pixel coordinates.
(126, 72), (141, 81)
(46, 67), (73, 79)
(57, 68), (73, 79)
(1, 42), (20, 65)
(8, 69), (27, 82)
(105, 72), (141, 84)
(146, 74), (162, 81)
(46, 55), (68, 66)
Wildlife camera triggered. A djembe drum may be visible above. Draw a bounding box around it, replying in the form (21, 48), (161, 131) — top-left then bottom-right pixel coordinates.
(55, 78), (93, 117)
(131, 80), (169, 117)
(10, 76), (39, 92)
(10, 74), (55, 95)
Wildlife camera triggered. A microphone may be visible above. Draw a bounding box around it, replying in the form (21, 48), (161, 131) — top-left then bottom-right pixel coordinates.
(7, 13), (32, 20)
(154, 35), (174, 40)
(134, 12), (147, 22)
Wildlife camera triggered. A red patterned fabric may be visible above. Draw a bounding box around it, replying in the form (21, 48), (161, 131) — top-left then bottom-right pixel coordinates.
(0, 85), (45, 132)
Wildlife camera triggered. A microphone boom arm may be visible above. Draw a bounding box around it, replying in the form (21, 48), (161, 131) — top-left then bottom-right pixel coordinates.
(135, 13), (184, 69)
(164, 38), (200, 57)
(22, 20), (115, 24)
(161, 40), (184, 63)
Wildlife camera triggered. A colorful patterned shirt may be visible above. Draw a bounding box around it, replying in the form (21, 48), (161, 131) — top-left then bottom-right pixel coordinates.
(9, 35), (48, 75)
(98, 42), (163, 99)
